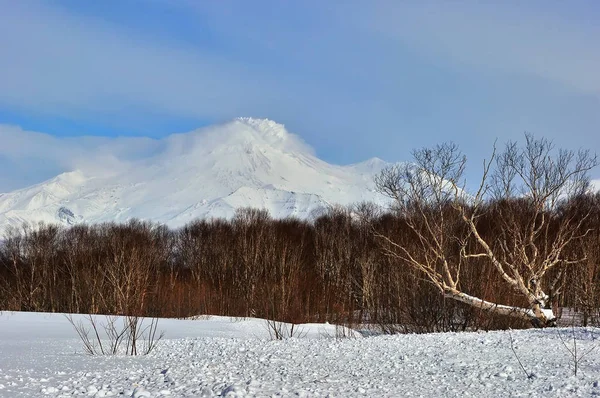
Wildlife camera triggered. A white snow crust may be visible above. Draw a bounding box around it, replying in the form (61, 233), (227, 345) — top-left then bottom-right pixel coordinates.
(1, 312), (599, 397)
(0, 118), (391, 235)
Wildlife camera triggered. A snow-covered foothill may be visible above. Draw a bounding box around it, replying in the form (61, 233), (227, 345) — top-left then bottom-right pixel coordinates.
(1, 312), (599, 397)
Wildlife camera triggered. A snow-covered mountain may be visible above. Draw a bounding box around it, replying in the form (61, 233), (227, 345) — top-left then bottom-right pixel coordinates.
(0, 118), (391, 234)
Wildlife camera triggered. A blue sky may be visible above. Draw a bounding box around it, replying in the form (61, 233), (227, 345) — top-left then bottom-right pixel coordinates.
(0, 0), (599, 191)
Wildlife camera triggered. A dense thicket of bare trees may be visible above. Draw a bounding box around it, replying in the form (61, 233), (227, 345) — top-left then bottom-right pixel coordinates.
(1, 190), (600, 332)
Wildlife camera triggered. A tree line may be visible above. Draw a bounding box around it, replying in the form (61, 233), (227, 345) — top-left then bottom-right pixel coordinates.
(1, 194), (599, 333)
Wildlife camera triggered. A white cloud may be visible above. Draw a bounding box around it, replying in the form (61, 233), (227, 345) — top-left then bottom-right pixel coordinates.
(361, 1), (600, 96)
(0, 1), (280, 122)
(0, 118), (317, 192)
(0, 125), (161, 191)
(5, 0), (595, 126)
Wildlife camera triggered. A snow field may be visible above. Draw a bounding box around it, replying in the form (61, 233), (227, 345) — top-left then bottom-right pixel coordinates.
(1, 312), (600, 397)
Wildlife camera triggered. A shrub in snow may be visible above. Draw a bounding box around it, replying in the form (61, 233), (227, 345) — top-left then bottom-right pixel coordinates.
(66, 314), (164, 355)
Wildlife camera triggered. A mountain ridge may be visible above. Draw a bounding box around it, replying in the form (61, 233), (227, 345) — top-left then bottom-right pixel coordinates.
(0, 118), (392, 234)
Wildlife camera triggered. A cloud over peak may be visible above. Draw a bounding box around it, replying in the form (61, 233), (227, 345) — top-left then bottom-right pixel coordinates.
(0, 117), (317, 192)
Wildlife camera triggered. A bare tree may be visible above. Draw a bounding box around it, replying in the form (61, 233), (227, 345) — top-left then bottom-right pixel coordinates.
(375, 135), (597, 327)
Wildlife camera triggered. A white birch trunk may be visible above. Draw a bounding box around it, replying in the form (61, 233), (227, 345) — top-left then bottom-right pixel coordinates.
(445, 289), (556, 327)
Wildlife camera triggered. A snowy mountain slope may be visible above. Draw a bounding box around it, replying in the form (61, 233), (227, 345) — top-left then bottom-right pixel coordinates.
(0, 118), (391, 234)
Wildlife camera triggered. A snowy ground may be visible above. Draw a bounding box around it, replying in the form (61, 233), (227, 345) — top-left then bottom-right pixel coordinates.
(1, 312), (600, 397)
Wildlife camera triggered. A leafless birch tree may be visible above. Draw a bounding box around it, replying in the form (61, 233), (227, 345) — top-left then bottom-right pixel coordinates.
(375, 134), (597, 327)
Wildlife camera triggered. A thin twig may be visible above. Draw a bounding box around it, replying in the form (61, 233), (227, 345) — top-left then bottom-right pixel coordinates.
(508, 329), (533, 380)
